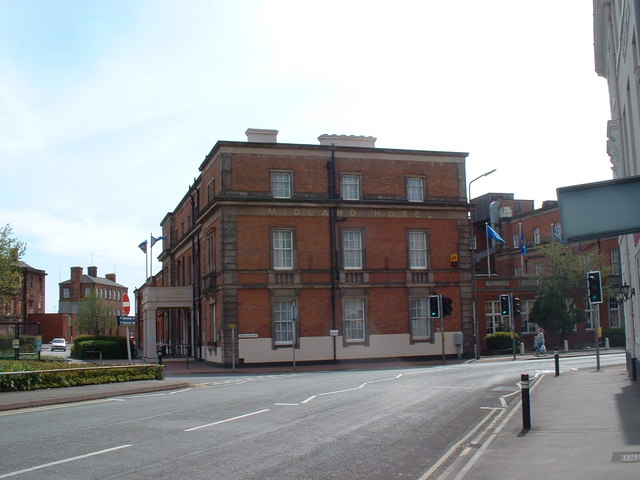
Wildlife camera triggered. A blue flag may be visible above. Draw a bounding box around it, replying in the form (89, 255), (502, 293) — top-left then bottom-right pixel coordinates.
(486, 225), (505, 243)
(151, 235), (167, 247)
(138, 240), (148, 254)
(520, 229), (527, 256)
(552, 224), (567, 245)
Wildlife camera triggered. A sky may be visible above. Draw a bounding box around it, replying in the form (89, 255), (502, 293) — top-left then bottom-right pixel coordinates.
(0, 0), (612, 313)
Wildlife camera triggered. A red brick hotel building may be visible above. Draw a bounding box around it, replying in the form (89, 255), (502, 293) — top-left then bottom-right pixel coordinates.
(139, 130), (470, 366)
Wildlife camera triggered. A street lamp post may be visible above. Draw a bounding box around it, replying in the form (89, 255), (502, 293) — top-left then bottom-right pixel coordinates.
(469, 169), (497, 360)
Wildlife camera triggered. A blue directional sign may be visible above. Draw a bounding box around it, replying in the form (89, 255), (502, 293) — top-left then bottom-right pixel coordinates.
(117, 315), (136, 326)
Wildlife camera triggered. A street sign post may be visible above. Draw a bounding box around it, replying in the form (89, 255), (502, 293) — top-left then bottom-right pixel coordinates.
(117, 314), (135, 365)
(117, 315), (136, 326)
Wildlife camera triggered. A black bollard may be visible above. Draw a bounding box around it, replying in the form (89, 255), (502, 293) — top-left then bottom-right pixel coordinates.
(521, 374), (531, 430)
(554, 349), (560, 377)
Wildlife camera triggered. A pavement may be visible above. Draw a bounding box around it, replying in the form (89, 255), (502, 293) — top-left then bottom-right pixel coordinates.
(1, 350), (638, 480)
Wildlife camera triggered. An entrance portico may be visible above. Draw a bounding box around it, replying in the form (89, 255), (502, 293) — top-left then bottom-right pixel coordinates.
(140, 286), (193, 362)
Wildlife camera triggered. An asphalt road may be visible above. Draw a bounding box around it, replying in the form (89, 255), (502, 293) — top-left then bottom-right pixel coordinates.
(0, 354), (626, 480)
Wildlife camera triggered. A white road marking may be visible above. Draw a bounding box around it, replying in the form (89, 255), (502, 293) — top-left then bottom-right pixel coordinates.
(0, 444), (132, 478)
(184, 409), (271, 432)
(168, 388), (192, 395)
(0, 399), (120, 416)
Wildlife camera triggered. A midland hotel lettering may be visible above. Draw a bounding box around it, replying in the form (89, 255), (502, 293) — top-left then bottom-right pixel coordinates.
(266, 207), (435, 219)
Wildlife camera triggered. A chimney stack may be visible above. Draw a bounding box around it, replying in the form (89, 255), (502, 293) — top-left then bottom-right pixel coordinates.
(87, 266), (98, 277)
(246, 128), (278, 143)
(106, 273), (116, 283)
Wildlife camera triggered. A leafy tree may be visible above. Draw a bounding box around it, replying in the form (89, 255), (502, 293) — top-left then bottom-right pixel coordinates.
(77, 291), (115, 335)
(0, 225), (26, 315)
(529, 241), (609, 343)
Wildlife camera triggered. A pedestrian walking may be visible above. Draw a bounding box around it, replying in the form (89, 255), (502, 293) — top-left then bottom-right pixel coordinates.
(533, 328), (545, 356)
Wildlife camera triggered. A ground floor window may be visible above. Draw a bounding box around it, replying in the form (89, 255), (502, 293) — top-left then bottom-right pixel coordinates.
(410, 298), (431, 340)
(585, 303), (600, 330)
(608, 298), (621, 328)
(344, 298), (365, 342)
(485, 300), (509, 334)
(520, 300), (537, 333)
(273, 300), (294, 345)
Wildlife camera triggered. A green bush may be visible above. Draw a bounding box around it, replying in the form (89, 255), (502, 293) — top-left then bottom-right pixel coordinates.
(72, 335), (131, 359)
(603, 328), (625, 347)
(0, 362), (164, 392)
(485, 331), (521, 352)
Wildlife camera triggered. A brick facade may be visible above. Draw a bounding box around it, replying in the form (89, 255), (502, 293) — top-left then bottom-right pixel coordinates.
(147, 132), (471, 366)
(472, 193), (622, 352)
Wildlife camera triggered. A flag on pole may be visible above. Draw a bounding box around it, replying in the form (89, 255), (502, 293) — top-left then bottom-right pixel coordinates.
(519, 226), (527, 256)
(552, 224), (567, 245)
(486, 224), (505, 243)
(151, 235), (166, 247)
(138, 240), (148, 254)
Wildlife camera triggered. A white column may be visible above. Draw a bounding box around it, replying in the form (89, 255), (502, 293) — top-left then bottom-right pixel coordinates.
(143, 306), (158, 362)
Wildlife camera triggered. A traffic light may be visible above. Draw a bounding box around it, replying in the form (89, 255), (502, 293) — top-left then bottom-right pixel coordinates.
(442, 297), (453, 316)
(513, 297), (521, 316)
(587, 271), (603, 304)
(429, 295), (441, 318)
(499, 294), (511, 316)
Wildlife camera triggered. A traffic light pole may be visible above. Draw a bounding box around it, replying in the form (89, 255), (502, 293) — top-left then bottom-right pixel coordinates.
(593, 299), (601, 371)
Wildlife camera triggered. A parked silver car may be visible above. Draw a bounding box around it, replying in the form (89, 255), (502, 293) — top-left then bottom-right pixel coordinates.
(51, 338), (67, 352)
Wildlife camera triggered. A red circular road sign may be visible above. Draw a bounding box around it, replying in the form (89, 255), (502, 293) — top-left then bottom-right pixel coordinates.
(122, 293), (131, 315)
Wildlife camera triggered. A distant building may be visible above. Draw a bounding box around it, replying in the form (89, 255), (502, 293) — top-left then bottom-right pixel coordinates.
(471, 193), (621, 352)
(138, 129), (471, 366)
(59, 266), (129, 337)
(0, 261), (46, 322)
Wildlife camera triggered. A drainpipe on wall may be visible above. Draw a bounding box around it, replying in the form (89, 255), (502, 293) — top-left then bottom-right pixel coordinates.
(327, 149), (338, 361)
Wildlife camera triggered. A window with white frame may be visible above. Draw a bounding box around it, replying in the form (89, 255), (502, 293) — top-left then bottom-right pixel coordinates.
(341, 174), (360, 200)
(406, 177), (424, 202)
(342, 230), (363, 270)
(272, 229), (294, 270)
(273, 300), (295, 345)
(271, 171), (292, 198)
(344, 298), (365, 342)
(408, 231), (428, 269)
(410, 298), (431, 340)
(484, 300), (508, 335)
(585, 303), (600, 330)
(533, 227), (541, 244)
(520, 300), (537, 333)
(513, 233), (520, 249)
(611, 248), (621, 275)
(608, 297), (621, 328)
(84, 287), (91, 297)
(534, 263), (543, 277)
(514, 266), (523, 277)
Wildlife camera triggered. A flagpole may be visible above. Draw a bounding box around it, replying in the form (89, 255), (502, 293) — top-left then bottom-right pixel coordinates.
(149, 233), (153, 280)
(144, 239), (149, 281)
(519, 223), (524, 273)
(485, 223), (491, 277)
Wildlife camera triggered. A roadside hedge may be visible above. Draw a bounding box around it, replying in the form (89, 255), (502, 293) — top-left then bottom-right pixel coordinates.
(0, 363), (164, 392)
(603, 328), (625, 347)
(485, 331), (521, 352)
(72, 335), (133, 360)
